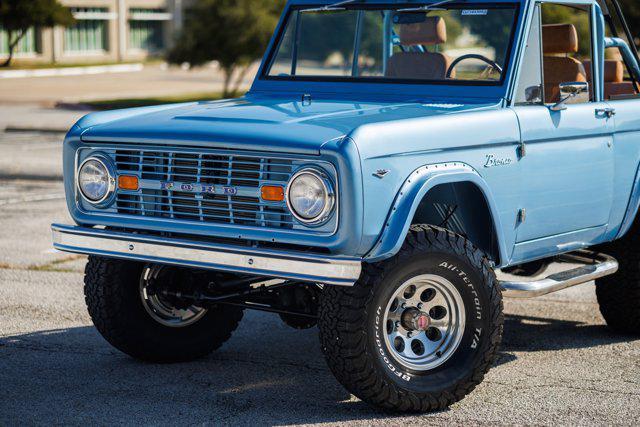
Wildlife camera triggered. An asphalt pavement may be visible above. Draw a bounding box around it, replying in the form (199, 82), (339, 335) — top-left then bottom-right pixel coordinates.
(0, 132), (639, 425)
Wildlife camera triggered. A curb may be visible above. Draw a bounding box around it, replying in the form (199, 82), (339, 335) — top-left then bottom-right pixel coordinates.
(0, 63), (144, 79)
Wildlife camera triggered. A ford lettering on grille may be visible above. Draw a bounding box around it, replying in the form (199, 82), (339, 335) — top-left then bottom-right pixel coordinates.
(159, 182), (236, 195)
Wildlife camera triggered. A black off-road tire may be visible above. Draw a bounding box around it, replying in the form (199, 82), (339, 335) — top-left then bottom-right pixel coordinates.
(84, 256), (244, 362)
(596, 238), (640, 335)
(318, 225), (503, 412)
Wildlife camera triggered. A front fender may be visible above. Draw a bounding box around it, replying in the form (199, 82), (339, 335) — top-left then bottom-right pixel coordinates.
(364, 162), (510, 265)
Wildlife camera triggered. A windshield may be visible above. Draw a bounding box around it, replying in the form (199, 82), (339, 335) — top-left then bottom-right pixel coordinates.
(265, 3), (519, 85)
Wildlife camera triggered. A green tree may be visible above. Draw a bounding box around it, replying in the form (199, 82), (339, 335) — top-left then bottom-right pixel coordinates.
(168, 0), (285, 97)
(0, 0), (74, 67)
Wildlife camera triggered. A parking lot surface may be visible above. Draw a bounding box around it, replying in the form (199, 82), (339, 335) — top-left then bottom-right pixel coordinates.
(0, 132), (639, 425)
(0, 63), (255, 105)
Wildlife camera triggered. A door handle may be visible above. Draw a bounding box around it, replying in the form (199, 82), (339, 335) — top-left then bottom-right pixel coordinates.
(595, 107), (616, 118)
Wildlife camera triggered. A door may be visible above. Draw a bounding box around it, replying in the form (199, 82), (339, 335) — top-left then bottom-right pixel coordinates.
(600, 0), (640, 239)
(512, 2), (614, 254)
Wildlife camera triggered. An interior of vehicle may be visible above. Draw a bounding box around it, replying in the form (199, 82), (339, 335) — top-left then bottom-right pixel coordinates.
(541, 21), (638, 102)
(385, 16), (456, 80)
(266, 5), (516, 83)
(541, 23), (589, 103)
(540, 2), (638, 103)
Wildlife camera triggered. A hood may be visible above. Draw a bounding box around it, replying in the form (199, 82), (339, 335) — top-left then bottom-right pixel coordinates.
(79, 94), (497, 155)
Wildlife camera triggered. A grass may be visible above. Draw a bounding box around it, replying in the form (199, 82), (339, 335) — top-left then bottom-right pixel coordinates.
(81, 91), (243, 110)
(0, 255), (84, 273)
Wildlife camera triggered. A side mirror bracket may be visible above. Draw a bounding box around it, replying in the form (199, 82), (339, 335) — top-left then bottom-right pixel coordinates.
(549, 81), (589, 112)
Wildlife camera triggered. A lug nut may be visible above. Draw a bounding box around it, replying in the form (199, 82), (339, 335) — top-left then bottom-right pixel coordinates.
(401, 303), (407, 309)
(395, 321), (400, 327)
(417, 303), (423, 309)
(407, 331), (413, 338)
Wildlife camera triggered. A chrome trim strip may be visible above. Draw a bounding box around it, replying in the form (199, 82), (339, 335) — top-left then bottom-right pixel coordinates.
(500, 251), (618, 298)
(51, 224), (361, 286)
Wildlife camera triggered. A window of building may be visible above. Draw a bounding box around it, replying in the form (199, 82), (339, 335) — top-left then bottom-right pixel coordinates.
(64, 8), (111, 54)
(0, 27), (39, 56)
(129, 9), (170, 52)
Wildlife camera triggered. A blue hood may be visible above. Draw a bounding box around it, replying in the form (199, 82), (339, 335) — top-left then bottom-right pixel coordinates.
(78, 94), (495, 155)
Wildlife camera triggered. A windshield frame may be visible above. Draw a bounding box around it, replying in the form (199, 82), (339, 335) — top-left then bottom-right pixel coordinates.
(259, 1), (522, 88)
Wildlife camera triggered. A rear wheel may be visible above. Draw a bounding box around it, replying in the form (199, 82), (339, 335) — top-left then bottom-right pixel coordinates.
(84, 256), (244, 362)
(596, 238), (640, 335)
(318, 225), (503, 412)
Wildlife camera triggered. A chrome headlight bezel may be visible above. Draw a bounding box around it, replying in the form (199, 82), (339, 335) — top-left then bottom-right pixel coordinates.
(76, 154), (116, 207)
(286, 167), (336, 226)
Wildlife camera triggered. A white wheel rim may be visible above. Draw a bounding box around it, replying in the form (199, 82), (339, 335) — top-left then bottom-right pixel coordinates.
(382, 274), (466, 371)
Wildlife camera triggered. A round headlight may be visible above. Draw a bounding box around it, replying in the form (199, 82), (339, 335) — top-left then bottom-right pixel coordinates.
(286, 168), (335, 225)
(77, 157), (114, 204)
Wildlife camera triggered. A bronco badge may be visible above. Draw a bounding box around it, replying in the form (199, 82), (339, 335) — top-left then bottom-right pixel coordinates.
(484, 154), (513, 168)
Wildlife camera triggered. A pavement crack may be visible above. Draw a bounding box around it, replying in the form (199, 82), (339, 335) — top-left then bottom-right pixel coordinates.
(0, 254), (84, 273)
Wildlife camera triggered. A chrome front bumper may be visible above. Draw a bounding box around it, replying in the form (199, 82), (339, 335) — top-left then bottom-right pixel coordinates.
(51, 224), (361, 286)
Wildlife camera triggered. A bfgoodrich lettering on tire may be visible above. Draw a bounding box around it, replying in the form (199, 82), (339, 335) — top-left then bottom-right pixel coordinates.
(318, 225), (503, 412)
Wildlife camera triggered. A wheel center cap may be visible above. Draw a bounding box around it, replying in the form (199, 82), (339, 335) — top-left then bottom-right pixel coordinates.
(401, 308), (431, 331)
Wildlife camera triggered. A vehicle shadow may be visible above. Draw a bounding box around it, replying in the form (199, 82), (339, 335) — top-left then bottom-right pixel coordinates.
(0, 310), (636, 425)
(502, 313), (635, 352)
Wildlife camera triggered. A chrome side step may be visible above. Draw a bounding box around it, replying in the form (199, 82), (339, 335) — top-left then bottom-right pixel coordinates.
(499, 251), (618, 298)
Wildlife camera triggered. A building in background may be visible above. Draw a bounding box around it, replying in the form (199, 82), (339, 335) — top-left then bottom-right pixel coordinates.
(0, 0), (191, 65)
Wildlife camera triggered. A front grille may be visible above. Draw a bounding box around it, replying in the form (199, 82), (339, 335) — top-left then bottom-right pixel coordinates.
(113, 149), (295, 229)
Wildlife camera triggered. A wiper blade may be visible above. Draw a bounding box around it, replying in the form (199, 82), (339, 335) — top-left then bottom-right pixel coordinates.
(397, 0), (464, 13)
(301, 0), (361, 13)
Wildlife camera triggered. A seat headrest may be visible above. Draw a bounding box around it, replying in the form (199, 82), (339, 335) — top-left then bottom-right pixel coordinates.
(603, 60), (624, 83)
(542, 24), (578, 54)
(399, 16), (447, 46)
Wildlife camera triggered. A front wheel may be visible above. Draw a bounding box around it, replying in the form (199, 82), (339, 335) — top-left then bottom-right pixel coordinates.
(84, 256), (244, 363)
(319, 225), (503, 412)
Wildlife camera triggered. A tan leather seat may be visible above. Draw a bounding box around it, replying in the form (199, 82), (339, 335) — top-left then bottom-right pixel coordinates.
(584, 59), (637, 98)
(542, 24), (587, 102)
(386, 16), (454, 80)
(606, 81), (639, 98)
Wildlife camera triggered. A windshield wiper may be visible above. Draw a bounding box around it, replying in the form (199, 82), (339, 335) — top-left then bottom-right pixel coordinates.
(397, 0), (465, 13)
(301, 0), (361, 13)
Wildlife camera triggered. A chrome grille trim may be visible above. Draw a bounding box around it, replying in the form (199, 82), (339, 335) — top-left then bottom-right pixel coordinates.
(112, 149), (297, 229)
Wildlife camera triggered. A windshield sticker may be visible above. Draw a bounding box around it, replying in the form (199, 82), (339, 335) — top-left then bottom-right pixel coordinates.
(462, 9), (488, 16)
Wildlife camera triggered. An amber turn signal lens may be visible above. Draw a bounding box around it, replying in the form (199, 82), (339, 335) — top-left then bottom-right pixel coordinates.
(261, 185), (285, 202)
(118, 175), (139, 191)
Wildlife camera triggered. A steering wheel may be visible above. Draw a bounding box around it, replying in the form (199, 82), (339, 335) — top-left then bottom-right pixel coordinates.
(446, 54), (504, 79)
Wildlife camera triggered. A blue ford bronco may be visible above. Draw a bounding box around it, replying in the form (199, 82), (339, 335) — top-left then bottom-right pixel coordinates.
(52, 0), (640, 412)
